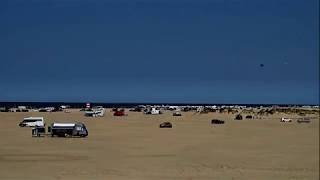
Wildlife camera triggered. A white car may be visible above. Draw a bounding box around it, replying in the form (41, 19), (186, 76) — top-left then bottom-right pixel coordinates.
(280, 117), (292, 122)
(85, 107), (105, 117)
(19, 117), (45, 127)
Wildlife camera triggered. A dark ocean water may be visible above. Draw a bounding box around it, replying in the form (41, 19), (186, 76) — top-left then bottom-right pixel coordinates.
(0, 102), (313, 108)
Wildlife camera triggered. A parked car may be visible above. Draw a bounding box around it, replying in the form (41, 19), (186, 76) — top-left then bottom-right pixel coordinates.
(159, 122), (172, 128)
(114, 110), (126, 116)
(297, 118), (311, 123)
(211, 119), (225, 124)
(280, 117), (292, 122)
(173, 112), (182, 116)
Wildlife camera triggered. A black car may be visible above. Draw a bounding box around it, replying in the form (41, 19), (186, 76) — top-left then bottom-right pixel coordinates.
(211, 119), (225, 124)
(159, 122), (172, 128)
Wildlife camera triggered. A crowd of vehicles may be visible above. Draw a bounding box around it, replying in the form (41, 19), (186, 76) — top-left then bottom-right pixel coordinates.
(13, 103), (316, 138)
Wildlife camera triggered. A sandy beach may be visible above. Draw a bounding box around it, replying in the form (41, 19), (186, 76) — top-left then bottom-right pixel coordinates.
(0, 110), (318, 180)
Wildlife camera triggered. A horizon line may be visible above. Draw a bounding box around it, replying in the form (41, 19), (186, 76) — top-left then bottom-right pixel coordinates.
(0, 101), (318, 106)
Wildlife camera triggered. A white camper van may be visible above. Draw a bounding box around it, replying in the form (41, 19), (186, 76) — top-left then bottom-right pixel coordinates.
(19, 117), (45, 127)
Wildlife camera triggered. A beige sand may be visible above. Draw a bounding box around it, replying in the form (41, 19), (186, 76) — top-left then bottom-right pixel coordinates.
(0, 110), (318, 180)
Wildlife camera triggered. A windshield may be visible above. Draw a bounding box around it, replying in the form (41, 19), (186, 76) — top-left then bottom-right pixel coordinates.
(23, 119), (41, 122)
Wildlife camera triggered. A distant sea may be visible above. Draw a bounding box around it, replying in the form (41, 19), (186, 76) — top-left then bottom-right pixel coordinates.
(0, 102), (315, 108)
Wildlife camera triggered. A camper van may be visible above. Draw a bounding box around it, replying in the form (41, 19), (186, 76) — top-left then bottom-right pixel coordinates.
(48, 122), (88, 137)
(19, 117), (45, 127)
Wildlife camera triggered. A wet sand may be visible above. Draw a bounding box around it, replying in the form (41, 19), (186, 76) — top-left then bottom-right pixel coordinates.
(0, 110), (318, 180)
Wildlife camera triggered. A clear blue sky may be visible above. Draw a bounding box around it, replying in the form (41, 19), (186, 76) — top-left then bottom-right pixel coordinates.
(1, 0), (319, 104)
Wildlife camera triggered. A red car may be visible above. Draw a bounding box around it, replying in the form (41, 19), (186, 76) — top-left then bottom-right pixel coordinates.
(114, 111), (126, 116)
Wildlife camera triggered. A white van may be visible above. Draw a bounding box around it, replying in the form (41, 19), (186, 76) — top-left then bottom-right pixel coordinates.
(19, 117), (45, 127)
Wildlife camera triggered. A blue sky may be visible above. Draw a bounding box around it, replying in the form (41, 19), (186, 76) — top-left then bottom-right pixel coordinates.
(0, 0), (319, 104)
